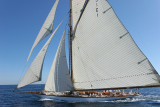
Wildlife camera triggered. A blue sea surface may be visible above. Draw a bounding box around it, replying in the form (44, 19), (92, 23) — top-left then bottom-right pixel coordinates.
(0, 85), (160, 107)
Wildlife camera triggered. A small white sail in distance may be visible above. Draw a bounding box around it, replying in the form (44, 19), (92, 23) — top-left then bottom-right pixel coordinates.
(45, 27), (74, 92)
(17, 20), (63, 89)
(27, 0), (59, 63)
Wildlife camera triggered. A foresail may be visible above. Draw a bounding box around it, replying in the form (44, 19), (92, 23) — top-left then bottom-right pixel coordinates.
(17, 21), (63, 89)
(27, 0), (59, 63)
(72, 0), (160, 90)
(72, 0), (86, 29)
(45, 28), (74, 92)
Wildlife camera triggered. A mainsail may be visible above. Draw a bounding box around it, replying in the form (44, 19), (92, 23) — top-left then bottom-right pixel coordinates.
(27, 0), (59, 63)
(45, 28), (74, 92)
(17, 21), (63, 89)
(72, 0), (160, 90)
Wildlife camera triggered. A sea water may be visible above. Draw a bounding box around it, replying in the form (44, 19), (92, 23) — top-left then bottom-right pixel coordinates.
(0, 85), (160, 107)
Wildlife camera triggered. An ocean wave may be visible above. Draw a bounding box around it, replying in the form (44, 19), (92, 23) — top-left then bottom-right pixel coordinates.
(38, 94), (160, 104)
(39, 98), (54, 101)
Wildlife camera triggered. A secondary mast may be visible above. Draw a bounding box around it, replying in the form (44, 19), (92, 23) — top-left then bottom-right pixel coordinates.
(69, 0), (73, 80)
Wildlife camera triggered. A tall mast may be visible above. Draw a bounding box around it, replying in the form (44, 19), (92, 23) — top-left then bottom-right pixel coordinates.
(69, 0), (73, 80)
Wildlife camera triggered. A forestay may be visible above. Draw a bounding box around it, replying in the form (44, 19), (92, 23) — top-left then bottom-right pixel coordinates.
(72, 0), (85, 29)
(72, 0), (160, 90)
(17, 21), (63, 89)
(27, 0), (59, 63)
(45, 28), (74, 92)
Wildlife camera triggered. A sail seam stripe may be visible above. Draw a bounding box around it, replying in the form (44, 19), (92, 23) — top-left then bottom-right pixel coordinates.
(74, 73), (154, 83)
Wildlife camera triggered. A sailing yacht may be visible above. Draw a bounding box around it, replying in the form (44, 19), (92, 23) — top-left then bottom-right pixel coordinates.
(14, 0), (160, 102)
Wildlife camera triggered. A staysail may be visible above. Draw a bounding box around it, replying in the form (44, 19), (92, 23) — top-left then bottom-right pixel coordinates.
(45, 28), (74, 92)
(72, 0), (160, 90)
(17, 21), (63, 89)
(27, 0), (59, 63)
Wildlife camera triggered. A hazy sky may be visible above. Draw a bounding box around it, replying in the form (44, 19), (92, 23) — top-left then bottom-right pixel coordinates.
(0, 0), (160, 85)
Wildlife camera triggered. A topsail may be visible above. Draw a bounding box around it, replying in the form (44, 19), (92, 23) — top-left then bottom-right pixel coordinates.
(72, 0), (86, 29)
(27, 0), (59, 63)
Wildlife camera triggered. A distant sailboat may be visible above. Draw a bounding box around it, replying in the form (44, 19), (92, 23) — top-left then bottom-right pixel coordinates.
(14, 0), (160, 102)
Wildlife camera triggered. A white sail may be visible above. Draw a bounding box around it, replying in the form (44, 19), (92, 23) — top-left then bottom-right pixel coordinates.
(17, 21), (63, 89)
(72, 0), (86, 29)
(72, 0), (160, 90)
(27, 0), (59, 63)
(45, 28), (74, 92)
